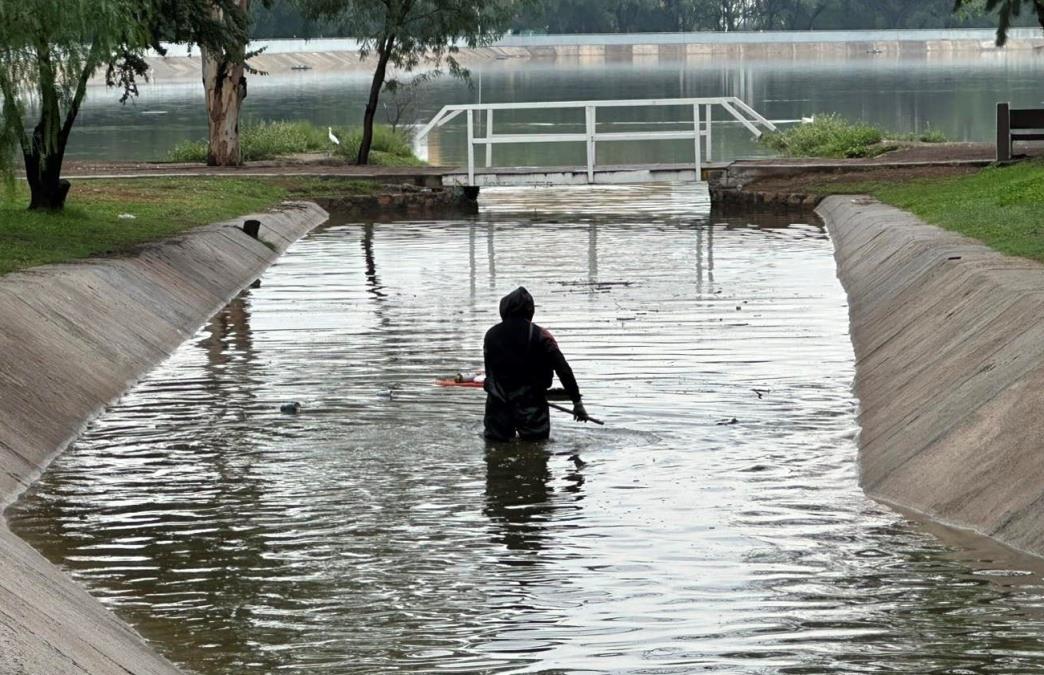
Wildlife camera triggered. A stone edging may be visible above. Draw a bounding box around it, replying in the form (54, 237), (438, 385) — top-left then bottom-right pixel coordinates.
(315, 185), (478, 217)
(817, 195), (1044, 558)
(711, 186), (823, 209)
(0, 201), (328, 674)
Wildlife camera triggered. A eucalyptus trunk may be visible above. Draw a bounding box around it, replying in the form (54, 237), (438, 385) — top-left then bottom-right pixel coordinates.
(201, 47), (246, 166)
(200, 0), (250, 167)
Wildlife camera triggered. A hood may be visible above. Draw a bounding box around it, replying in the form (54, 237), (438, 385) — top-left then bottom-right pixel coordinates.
(499, 286), (535, 320)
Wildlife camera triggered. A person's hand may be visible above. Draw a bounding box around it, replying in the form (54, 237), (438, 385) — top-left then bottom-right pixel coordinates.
(572, 401), (589, 423)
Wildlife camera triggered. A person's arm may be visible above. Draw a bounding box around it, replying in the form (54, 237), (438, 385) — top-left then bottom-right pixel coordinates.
(539, 327), (582, 403)
(484, 327), (509, 400)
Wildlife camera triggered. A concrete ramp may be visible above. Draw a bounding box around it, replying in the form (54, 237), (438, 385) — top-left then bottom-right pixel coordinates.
(440, 163), (726, 187)
(818, 195), (1044, 557)
(0, 202), (328, 673)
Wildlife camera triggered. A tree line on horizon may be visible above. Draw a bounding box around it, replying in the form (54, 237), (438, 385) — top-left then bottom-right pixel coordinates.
(252, 0), (1035, 37)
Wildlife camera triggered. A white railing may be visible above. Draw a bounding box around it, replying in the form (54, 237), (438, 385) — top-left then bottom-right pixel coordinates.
(415, 97), (777, 186)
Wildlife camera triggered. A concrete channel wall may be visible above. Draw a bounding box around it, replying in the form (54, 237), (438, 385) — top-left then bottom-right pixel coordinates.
(0, 201), (328, 673)
(818, 196), (1044, 558)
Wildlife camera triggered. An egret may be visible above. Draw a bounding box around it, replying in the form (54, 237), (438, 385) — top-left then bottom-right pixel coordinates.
(328, 127), (341, 145)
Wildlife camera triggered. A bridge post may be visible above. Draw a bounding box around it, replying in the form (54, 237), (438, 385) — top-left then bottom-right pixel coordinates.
(467, 109), (475, 186)
(486, 109), (493, 168)
(704, 104), (713, 162)
(585, 106), (596, 184)
(692, 104), (703, 180)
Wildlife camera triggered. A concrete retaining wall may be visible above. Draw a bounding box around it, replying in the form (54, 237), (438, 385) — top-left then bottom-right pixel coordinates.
(0, 201), (328, 673)
(126, 32), (1044, 84)
(818, 195), (1044, 557)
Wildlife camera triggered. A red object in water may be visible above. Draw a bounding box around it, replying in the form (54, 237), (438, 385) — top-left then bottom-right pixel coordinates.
(435, 378), (484, 388)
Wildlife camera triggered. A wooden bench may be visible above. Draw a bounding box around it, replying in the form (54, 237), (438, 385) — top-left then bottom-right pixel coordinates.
(997, 102), (1044, 161)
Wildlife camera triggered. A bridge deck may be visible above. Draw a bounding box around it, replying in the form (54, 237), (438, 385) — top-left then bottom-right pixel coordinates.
(441, 162), (730, 187)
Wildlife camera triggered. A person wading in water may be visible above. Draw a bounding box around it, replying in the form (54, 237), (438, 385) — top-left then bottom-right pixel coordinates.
(483, 287), (589, 441)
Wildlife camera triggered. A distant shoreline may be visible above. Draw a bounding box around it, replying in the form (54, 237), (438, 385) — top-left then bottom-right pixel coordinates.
(97, 28), (1044, 86)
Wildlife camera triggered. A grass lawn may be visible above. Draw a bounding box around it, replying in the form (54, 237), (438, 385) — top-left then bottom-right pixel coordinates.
(0, 176), (379, 276)
(811, 160), (1044, 263)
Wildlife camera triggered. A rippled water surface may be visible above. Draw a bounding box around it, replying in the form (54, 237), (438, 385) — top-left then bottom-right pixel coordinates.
(12, 185), (1044, 673)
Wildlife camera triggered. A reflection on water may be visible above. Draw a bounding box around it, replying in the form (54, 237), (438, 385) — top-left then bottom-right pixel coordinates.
(11, 184), (1044, 673)
(71, 53), (1044, 162)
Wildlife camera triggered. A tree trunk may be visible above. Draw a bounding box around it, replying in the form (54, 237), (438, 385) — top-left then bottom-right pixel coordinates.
(25, 94), (71, 211)
(358, 36), (395, 166)
(201, 46), (247, 167)
(201, 0), (250, 167)
(24, 151), (70, 211)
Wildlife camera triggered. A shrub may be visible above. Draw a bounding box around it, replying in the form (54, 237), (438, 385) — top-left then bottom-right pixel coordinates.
(330, 124), (416, 163)
(760, 114), (885, 159)
(166, 120), (421, 165)
(241, 120), (326, 159)
(916, 125), (948, 144)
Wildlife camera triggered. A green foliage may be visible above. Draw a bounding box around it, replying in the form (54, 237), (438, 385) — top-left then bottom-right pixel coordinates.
(330, 125), (422, 165)
(916, 126), (949, 144)
(297, 0), (517, 66)
(0, 0), (253, 208)
(760, 115), (886, 159)
(248, 0), (1006, 36)
(890, 125), (950, 144)
(955, 0), (1044, 45)
(0, 0), (152, 174)
(167, 120), (421, 165)
(253, 0), (338, 38)
(297, 0), (517, 163)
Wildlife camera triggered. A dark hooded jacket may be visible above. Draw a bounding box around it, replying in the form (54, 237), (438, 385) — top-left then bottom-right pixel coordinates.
(483, 287), (581, 403)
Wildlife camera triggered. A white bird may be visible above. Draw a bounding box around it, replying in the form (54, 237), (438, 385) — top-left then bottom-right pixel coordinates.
(801, 115), (816, 125)
(328, 126), (341, 145)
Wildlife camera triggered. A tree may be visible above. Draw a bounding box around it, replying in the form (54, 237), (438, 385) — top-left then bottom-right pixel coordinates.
(955, 0), (1044, 44)
(381, 72), (439, 133)
(253, 0), (337, 38)
(150, 1), (258, 166)
(0, 0), (249, 210)
(298, 0), (519, 165)
(200, 1), (254, 167)
(0, 1), (155, 210)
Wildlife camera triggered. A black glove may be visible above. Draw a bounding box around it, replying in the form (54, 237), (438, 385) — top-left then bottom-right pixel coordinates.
(572, 401), (589, 423)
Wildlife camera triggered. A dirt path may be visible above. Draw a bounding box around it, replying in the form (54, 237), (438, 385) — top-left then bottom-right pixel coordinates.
(59, 156), (452, 181)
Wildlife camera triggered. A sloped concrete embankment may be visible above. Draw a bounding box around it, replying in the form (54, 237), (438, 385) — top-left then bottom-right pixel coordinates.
(818, 195), (1044, 557)
(0, 201), (328, 673)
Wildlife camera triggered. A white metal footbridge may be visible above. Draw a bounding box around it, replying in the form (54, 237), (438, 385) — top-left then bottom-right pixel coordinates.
(415, 97), (777, 187)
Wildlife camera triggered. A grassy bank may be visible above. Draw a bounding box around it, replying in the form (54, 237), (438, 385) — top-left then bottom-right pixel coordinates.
(0, 177), (379, 276)
(817, 161), (1044, 262)
(167, 121), (424, 166)
(761, 114), (947, 159)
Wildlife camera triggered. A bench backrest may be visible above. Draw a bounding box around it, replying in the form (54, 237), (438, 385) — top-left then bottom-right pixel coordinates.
(996, 102), (1044, 161)
(1009, 108), (1044, 130)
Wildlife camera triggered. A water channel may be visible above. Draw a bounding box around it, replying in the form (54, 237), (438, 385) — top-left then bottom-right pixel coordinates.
(11, 185), (1044, 673)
